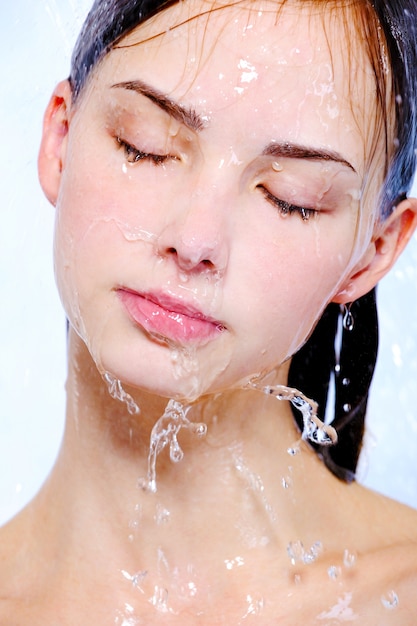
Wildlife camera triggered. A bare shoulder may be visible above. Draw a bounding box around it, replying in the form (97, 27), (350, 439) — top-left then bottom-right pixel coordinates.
(356, 483), (417, 543)
(287, 491), (417, 626)
(0, 512), (42, 624)
(340, 484), (417, 623)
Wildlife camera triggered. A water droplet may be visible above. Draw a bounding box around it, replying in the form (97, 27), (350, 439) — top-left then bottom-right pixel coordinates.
(169, 437), (184, 463)
(224, 556), (245, 570)
(243, 593), (265, 617)
(287, 445), (300, 456)
(128, 519), (140, 530)
(335, 364), (341, 373)
(193, 423), (208, 437)
(381, 590), (399, 610)
(343, 403), (351, 413)
(343, 549), (357, 568)
(183, 581), (197, 598)
(327, 565), (341, 580)
(272, 161), (283, 172)
(154, 504), (171, 525)
(342, 377), (350, 386)
(342, 307), (354, 331)
(287, 540), (323, 565)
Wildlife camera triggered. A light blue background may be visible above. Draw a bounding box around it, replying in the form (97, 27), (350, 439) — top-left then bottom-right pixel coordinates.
(1, 0), (416, 524)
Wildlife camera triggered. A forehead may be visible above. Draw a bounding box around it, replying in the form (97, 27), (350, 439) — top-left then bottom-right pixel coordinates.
(86, 0), (379, 175)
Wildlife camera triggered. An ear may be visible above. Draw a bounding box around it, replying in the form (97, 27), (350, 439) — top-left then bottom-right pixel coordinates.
(333, 197), (417, 304)
(38, 79), (72, 206)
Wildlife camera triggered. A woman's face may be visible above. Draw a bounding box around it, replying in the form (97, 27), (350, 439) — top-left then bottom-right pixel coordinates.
(52, 0), (382, 401)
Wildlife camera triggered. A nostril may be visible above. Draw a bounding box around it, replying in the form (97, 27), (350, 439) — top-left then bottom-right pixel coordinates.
(167, 247), (177, 255)
(202, 259), (214, 267)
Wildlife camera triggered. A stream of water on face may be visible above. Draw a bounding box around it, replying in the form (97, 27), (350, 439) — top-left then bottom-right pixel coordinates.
(104, 372), (141, 415)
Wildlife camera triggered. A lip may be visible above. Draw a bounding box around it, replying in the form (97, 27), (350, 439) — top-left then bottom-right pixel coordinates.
(117, 288), (226, 344)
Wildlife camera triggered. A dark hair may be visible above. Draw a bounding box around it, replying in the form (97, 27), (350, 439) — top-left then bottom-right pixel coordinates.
(70, 0), (417, 481)
(290, 1), (417, 481)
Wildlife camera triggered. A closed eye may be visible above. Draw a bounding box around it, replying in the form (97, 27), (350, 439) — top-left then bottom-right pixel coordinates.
(259, 185), (317, 221)
(116, 137), (175, 166)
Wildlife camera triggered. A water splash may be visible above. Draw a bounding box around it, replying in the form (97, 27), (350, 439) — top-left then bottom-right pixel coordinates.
(246, 379), (338, 447)
(287, 539), (323, 565)
(381, 590), (399, 610)
(139, 399), (207, 493)
(139, 378), (335, 495)
(103, 372), (140, 415)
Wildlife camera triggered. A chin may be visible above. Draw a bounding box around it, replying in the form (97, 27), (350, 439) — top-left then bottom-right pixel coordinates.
(92, 342), (222, 406)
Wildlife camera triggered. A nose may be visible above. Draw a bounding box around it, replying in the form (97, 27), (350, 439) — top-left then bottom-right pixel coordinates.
(156, 187), (230, 273)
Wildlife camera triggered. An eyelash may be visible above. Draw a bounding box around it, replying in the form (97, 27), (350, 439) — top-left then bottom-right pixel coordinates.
(115, 138), (317, 220)
(116, 137), (172, 166)
(259, 186), (317, 221)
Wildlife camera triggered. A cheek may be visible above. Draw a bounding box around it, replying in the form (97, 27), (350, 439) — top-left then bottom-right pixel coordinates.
(53, 153), (171, 289)
(235, 219), (355, 357)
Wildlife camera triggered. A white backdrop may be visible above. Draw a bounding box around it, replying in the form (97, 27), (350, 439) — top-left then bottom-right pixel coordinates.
(1, 1), (416, 525)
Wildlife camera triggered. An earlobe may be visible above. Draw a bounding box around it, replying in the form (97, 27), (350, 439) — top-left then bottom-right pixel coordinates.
(38, 80), (72, 206)
(333, 197), (417, 304)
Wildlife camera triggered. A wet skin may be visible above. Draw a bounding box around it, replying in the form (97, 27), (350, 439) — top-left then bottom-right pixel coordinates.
(1, 0), (417, 624)
(51, 0), (393, 402)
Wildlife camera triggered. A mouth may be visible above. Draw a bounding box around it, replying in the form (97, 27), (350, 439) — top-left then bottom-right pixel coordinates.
(117, 288), (226, 344)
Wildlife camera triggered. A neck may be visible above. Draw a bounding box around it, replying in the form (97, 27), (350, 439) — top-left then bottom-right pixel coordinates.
(22, 329), (350, 616)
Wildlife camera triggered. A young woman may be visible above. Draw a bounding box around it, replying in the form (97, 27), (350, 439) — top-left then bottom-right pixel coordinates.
(1, 0), (417, 623)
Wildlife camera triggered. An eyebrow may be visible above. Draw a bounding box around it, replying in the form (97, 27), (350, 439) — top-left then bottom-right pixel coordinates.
(262, 142), (357, 173)
(111, 80), (356, 173)
(111, 80), (205, 132)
